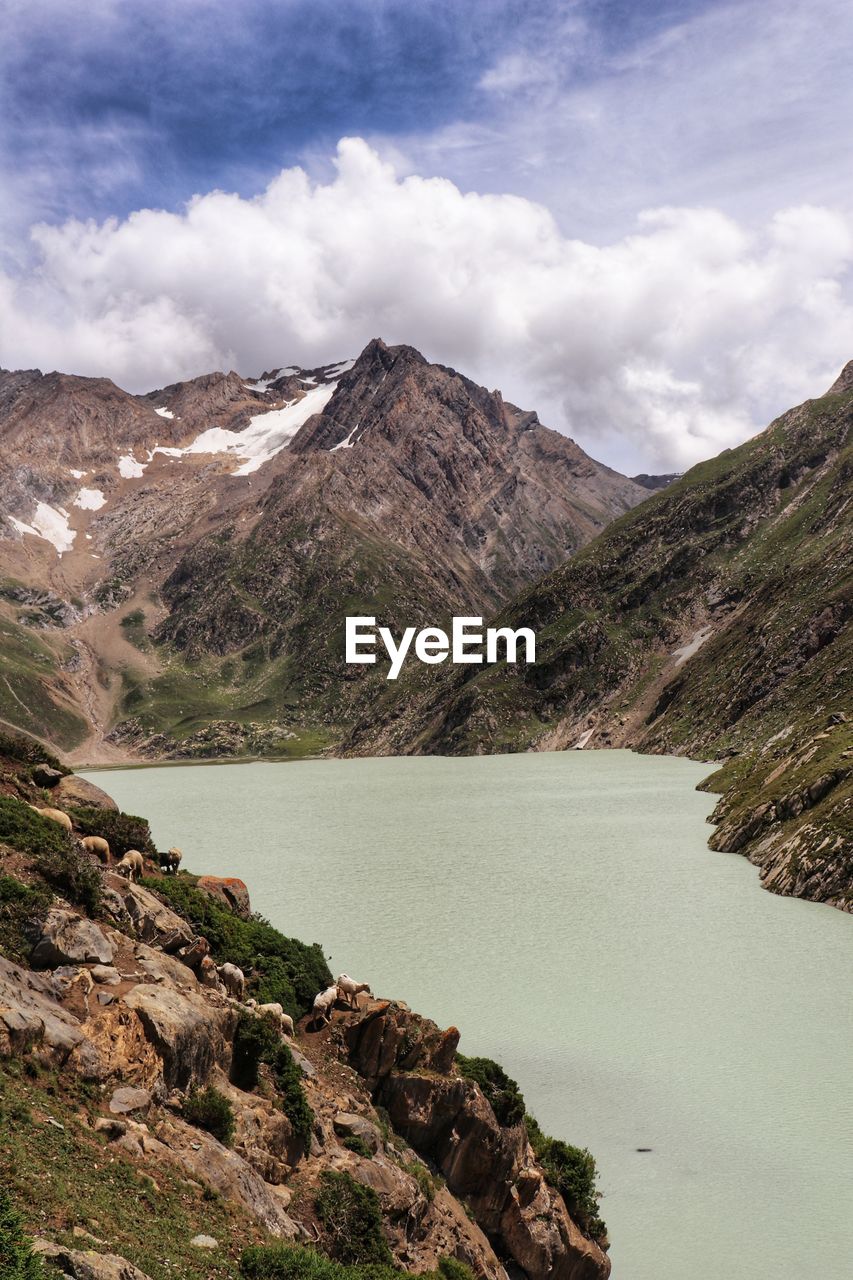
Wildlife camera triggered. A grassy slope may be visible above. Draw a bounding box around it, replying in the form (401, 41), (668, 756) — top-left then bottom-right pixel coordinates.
(346, 385), (852, 904)
(0, 607), (88, 751)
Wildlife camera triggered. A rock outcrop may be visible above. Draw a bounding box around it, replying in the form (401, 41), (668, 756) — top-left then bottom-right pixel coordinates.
(196, 874), (252, 918)
(0, 750), (609, 1280)
(345, 1001), (610, 1279)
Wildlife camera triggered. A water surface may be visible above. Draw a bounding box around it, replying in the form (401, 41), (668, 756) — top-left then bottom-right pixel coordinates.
(85, 751), (853, 1280)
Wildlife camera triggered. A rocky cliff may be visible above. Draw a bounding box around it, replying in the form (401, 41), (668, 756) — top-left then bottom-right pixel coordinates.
(0, 732), (610, 1280)
(0, 340), (646, 762)
(345, 367), (853, 911)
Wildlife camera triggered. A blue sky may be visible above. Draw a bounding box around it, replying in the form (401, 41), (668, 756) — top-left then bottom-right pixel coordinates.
(1, 0), (852, 470)
(3, 1), (714, 232)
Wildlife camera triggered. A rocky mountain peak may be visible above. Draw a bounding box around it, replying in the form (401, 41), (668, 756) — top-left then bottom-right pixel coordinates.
(827, 357), (853, 395)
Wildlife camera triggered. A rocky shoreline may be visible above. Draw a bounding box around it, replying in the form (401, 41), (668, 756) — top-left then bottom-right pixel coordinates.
(0, 735), (610, 1280)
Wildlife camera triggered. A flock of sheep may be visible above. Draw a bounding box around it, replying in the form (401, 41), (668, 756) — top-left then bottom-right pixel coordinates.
(27, 803), (372, 1033)
(28, 804), (181, 880)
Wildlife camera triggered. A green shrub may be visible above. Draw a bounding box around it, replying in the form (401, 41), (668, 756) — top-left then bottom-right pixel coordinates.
(0, 798), (100, 915)
(0, 874), (51, 962)
(231, 1012), (281, 1090)
(315, 1171), (393, 1267)
(230, 1015), (313, 1143)
(342, 1135), (373, 1159)
(181, 1085), (235, 1147)
(269, 1043), (313, 1147)
(144, 877), (331, 1017)
(0, 729), (67, 774)
(240, 1245), (396, 1280)
(0, 1186), (46, 1278)
(456, 1054), (525, 1127)
(239, 1244), (472, 1280)
(401, 1159), (439, 1202)
(68, 807), (156, 857)
(437, 1259), (475, 1280)
(526, 1114), (605, 1239)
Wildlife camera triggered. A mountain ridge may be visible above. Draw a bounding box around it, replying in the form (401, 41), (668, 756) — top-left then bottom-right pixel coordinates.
(0, 339), (646, 762)
(343, 370), (852, 910)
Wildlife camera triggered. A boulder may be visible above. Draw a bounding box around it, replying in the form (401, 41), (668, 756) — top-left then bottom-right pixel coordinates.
(32, 763), (64, 788)
(109, 1086), (152, 1115)
(378, 1069), (609, 1279)
(501, 1166), (610, 1280)
(110, 879), (194, 952)
(91, 965), (121, 985)
(346, 1001), (461, 1086)
(124, 984), (236, 1090)
(31, 909), (115, 968)
(135, 942), (199, 992)
(380, 1072), (526, 1233)
(55, 774), (119, 811)
(34, 1240), (153, 1280)
(190, 1235), (218, 1250)
(149, 1114), (300, 1236)
(196, 875), (251, 919)
(0, 957), (86, 1064)
(334, 1110), (383, 1154)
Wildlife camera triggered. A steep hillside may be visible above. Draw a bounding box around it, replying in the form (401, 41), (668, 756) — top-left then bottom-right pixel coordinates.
(346, 368), (853, 910)
(0, 732), (610, 1280)
(0, 341), (645, 761)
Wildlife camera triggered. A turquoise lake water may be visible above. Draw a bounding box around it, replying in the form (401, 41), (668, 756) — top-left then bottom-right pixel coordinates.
(85, 751), (853, 1280)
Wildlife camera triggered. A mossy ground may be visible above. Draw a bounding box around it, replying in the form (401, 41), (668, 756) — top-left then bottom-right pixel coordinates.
(0, 1063), (266, 1280)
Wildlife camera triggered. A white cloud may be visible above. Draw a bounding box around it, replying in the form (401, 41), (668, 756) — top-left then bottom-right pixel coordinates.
(1, 138), (852, 470)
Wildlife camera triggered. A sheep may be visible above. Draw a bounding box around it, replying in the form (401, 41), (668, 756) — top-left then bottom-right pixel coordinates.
(336, 973), (372, 1009)
(28, 804), (73, 833)
(115, 849), (145, 882)
(158, 847), (182, 875)
(312, 984), (339, 1028)
(218, 962), (246, 1000)
(80, 835), (111, 864)
(257, 1002), (295, 1037)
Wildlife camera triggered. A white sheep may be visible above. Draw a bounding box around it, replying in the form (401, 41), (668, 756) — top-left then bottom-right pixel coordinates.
(257, 1002), (295, 1036)
(312, 984), (339, 1027)
(29, 804), (73, 832)
(336, 973), (372, 1009)
(218, 962), (246, 1000)
(80, 835), (111, 864)
(115, 849), (145, 882)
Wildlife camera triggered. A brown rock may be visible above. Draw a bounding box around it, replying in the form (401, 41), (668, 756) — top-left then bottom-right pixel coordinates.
(196, 875), (252, 918)
(0, 956), (86, 1065)
(124, 984), (236, 1090)
(150, 1114), (300, 1236)
(501, 1166), (610, 1280)
(110, 878), (194, 952)
(55, 774), (119, 811)
(109, 1086), (152, 1115)
(31, 909), (115, 968)
(34, 1240), (153, 1280)
(333, 1111), (383, 1153)
(380, 1073), (525, 1234)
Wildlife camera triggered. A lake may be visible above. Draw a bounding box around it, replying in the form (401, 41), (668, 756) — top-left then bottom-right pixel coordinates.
(83, 750), (853, 1280)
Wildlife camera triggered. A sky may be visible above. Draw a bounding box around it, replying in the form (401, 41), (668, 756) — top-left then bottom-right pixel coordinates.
(1, 0), (852, 471)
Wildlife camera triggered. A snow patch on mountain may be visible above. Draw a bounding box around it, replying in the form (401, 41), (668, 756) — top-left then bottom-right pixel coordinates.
(73, 488), (107, 511)
(155, 406), (175, 419)
(8, 503), (76, 554)
(119, 453), (146, 478)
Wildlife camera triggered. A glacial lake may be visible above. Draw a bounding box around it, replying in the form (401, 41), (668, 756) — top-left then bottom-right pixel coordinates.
(84, 751), (853, 1280)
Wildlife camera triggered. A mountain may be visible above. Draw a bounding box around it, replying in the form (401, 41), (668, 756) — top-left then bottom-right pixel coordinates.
(0, 339), (647, 761)
(346, 367), (853, 911)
